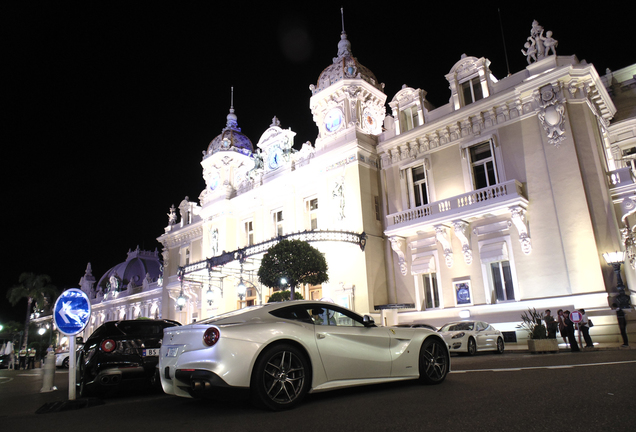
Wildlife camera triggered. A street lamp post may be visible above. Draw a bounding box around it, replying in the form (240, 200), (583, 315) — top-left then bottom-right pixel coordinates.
(603, 251), (632, 309)
(237, 276), (261, 306)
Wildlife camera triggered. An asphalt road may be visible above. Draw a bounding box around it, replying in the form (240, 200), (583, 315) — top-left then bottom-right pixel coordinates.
(1, 349), (635, 432)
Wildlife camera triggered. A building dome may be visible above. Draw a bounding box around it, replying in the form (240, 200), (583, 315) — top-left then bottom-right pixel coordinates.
(96, 247), (162, 293)
(311, 31), (383, 95)
(206, 107), (254, 155)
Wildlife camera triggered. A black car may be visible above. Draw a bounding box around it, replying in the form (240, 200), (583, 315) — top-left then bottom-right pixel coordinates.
(77, 319), (180, 396)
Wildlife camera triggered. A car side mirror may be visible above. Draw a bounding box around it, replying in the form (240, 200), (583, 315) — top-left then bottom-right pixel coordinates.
(363, 315), (376, 327)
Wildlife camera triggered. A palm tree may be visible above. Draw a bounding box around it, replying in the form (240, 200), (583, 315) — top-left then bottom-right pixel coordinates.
(6, 273), (58, 349)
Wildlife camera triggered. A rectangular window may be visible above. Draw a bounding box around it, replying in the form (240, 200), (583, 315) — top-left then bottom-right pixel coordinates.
(273, 210), (284, 236)
(490, 261), (515, 301)
(401, 106), (421, 132)
(470, 141), (497, 189)
(308, 198), (318, 230)
(423, 272), (440, 309)
(461, 77), (483, 105)
(407, 164), (429, 208)
(244, 221), (253, 246)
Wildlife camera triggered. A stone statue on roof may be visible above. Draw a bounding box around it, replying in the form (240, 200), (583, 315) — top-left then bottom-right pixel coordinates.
(523, 20), (558, 64)
(167, 204), (177, 226)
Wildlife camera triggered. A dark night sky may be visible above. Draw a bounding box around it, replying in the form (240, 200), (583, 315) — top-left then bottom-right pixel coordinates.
(2, 1), (633, 323)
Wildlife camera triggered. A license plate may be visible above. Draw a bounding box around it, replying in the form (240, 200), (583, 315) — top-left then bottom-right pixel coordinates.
(166, 347), (178, 357)
(143, 348), (159, 357)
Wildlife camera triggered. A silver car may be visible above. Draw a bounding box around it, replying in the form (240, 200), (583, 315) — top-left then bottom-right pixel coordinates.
(160, 301), (450, 410)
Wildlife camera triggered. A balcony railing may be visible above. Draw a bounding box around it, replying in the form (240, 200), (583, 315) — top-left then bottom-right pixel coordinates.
(387, 180), (526, 230)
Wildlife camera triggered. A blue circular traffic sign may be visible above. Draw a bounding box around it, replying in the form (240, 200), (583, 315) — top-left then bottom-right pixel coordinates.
(53, 289), (91, 335)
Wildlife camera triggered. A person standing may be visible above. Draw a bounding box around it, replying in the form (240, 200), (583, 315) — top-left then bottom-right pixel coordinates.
(8, 342), (15, 370)
(563, 310), (580, 352)
(27, 347), (36, 369)
(557, 309), (567, 345)
(18, 346), (27, 370)
(578, 309), (594, 348)
(544, 309), (558, 339)
(613, 303), (629, 347)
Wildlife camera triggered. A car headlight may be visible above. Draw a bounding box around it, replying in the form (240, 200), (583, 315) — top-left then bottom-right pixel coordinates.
(451, 332), (465, 339)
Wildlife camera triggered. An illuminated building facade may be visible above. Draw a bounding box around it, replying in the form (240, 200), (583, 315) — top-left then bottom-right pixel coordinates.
(377, 23), (636, 343)
(42, 20), (634, 347)
(155, 29), (388, 325)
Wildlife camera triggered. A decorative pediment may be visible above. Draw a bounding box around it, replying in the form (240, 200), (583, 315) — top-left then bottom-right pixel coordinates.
(447, 55), (489, 81)
(256, 117), (296, 153)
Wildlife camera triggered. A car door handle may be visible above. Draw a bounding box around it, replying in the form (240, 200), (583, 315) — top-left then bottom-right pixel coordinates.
(317, 334), (326, 339)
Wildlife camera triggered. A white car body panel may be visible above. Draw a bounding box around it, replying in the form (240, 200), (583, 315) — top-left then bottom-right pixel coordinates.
(55, 352), (69, 367)
(159, 301), (448, 400)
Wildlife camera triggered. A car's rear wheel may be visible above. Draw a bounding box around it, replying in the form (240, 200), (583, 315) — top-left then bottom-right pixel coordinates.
(467, 337), (477, 356)
(251, 344), (310, 411)
(496, 337), (505, 354)
(62, 357), (69, 368)
(418, 337), (449, 385)
(77, 355), (92, 398)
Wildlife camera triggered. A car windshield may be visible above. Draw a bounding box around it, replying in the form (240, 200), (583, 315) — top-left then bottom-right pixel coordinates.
(440, 322), (474, 332)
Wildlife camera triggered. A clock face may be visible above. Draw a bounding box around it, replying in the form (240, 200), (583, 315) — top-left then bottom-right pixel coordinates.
(324, 108), (343, 133)
(268, 147), (283, 170)
(209, 171), (220, 190)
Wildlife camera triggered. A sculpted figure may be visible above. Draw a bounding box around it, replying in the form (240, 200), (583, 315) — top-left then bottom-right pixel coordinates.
(541, 31), (558, 56)
(521, 39), (537, 64)
(167, 205), (177, 226)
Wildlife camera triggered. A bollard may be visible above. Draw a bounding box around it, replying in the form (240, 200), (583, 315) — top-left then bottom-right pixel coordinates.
(40, 351), (58, 393)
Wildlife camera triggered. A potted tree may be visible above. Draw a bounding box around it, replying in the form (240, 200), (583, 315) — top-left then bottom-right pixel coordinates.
(518, 308), (559, 353)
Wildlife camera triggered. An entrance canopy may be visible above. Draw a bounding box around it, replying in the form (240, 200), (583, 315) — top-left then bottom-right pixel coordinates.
(177, 229), (368, 283)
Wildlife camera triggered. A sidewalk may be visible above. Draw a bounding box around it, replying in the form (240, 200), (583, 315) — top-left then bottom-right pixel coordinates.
(504, 339), (633, 352)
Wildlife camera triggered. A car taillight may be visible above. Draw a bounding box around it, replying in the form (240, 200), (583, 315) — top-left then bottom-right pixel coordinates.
(203, 327), (220, 347)
(101, 339), (116, 353)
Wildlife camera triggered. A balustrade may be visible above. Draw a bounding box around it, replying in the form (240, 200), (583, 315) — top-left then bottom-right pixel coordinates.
(388, 180), (525, 227)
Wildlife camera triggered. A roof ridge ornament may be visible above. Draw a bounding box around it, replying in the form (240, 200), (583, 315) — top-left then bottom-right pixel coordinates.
(334, 8), (352, 62)
(225, 86), (239, 131)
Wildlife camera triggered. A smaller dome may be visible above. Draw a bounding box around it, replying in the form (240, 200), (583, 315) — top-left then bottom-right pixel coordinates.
(312, 32), (383, 95)
(97, 247), (162, 293)
(206, 107), (254, 155)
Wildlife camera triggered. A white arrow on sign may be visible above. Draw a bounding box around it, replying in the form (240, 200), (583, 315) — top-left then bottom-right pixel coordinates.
(58, 300), (82, 324)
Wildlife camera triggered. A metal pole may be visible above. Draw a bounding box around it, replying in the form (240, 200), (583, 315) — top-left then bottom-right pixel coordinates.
(68, 335), (76, 400)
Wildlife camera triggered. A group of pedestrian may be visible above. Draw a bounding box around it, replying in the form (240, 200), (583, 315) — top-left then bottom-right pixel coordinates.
(543, 308), (593, 352)
(17, 345), (37, 369)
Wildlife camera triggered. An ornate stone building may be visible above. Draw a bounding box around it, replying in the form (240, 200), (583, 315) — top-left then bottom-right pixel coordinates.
(36, 20), (634, 348)
(155, 28), (387, 326)
(377, 22), (636, 343)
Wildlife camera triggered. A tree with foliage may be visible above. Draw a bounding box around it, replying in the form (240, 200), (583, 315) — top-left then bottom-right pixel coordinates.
(258, 239), (328, 301)
(6, 273), (58, 349)
(267, 290), (304, 303)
